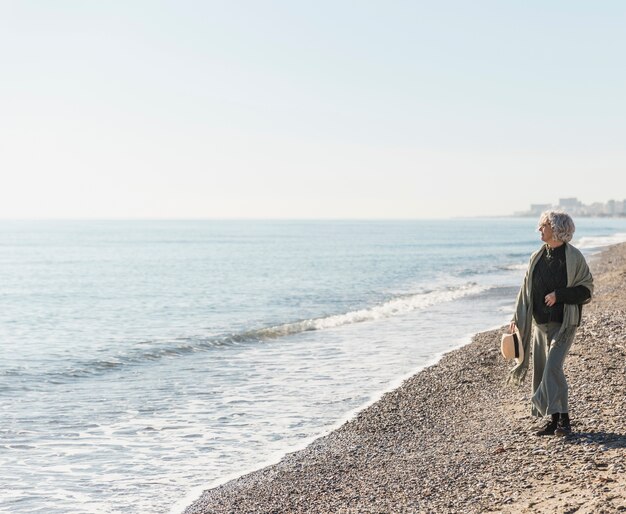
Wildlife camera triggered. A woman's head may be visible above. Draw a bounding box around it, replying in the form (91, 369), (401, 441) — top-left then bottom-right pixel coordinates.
(538, 210), (575, 243)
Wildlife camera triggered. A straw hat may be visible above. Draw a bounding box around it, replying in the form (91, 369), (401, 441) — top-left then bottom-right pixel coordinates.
(501, 329), (524, 363)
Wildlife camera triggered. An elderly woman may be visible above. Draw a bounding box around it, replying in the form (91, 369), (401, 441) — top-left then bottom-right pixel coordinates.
(509, 210), (593, 436)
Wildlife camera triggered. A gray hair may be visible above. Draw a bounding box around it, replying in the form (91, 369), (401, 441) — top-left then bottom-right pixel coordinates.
(538, 210), (575, 243)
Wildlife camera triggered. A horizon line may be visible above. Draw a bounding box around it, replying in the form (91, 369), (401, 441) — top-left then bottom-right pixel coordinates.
(0, 215), (529, 222)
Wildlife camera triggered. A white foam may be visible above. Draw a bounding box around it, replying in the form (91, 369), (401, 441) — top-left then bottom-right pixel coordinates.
(503, 263), (527, 271)
(256, 282), (489, 339)
(575, 232), (626, 250)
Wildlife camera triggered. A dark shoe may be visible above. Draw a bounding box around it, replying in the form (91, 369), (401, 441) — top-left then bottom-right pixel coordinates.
(555, 413), (571, 436)
(535, 414), (559, 436)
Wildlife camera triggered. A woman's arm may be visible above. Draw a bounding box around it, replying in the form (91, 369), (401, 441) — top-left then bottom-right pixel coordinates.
(555, 285), (592, 304)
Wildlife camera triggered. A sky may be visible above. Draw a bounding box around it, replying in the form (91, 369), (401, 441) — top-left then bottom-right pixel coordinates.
(1, 1), (625, 219)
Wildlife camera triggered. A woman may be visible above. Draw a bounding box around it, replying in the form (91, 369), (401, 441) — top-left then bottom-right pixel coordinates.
(509, 210), (593, 436)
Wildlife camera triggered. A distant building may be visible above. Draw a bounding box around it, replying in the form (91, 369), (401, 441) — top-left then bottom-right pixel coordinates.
(518, 198), (626, 218)
(558, 198), (583, 210)
(529, 204), (551, 216)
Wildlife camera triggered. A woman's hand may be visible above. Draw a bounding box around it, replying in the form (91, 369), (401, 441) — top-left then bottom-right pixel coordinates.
(509, 321), (517, 334)
(545, 291), (557, 307)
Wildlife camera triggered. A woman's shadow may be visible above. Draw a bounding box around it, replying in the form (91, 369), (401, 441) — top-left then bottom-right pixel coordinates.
(565, 430), (626, 448)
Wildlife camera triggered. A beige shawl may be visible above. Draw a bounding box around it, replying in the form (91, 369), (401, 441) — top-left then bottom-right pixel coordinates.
(507, 243), (594, 386)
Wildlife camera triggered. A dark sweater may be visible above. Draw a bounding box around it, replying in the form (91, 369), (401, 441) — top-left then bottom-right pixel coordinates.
(531, 243), (592, 324)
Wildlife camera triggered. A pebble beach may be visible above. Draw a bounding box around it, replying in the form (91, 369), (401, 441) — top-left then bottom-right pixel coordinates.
(183, 242), (626, 514)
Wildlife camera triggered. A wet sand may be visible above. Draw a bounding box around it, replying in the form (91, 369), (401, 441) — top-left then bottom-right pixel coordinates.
(183, 243), (626, 513)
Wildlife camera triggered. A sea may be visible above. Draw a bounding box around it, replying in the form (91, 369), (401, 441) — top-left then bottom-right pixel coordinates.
(1, 218), (625, 514)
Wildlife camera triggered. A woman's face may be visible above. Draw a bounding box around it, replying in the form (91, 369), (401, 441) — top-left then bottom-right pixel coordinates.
(538, 220), (554, 243)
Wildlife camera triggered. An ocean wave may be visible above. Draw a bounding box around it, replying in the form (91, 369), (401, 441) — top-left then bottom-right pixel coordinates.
(575, 232), (626, 250)
(1, 282), (490, 382)
(252, 282), (488, 338)
(497, 263), (527, 271)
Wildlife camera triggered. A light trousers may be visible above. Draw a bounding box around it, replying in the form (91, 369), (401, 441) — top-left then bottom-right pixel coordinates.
(531, 322), (578, 417)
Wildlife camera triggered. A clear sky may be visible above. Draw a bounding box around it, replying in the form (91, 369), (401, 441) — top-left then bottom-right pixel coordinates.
(1, 1), (625, 219)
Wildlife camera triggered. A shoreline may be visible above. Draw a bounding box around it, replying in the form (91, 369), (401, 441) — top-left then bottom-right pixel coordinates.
(174, 325), (497, 514)
(183, 243), (626, 514)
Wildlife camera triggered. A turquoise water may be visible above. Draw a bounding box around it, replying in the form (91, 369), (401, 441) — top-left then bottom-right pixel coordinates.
(1, 218), (625, 513)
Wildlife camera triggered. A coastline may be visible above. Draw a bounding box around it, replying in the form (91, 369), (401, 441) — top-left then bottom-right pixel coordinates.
(183, 242), (626, 514)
